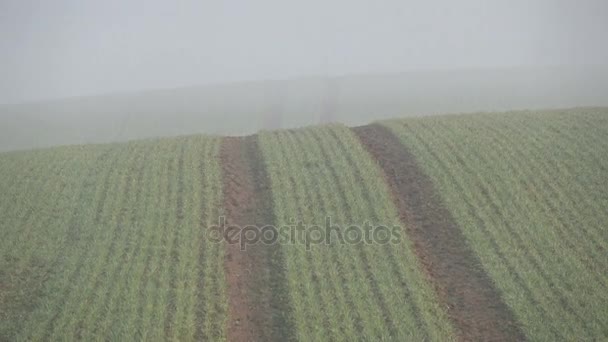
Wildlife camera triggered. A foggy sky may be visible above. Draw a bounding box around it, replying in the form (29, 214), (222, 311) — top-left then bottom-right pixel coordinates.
(1, 0), (607, 104)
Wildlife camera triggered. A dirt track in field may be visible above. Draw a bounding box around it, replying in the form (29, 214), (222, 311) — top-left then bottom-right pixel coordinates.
(220, 136), (292, 342)
(353, 124), (526, 342)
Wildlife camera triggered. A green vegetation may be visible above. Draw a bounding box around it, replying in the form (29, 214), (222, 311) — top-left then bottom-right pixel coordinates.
(382, 108), (608, 340)
(258, 125), (455, 341)
(0, 137), (227, 341)
(1, 107), (607, 341)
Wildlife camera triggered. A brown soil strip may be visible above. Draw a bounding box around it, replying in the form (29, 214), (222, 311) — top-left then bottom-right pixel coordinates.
(220, 135), (293, 342)
(353, 124), (527, 342)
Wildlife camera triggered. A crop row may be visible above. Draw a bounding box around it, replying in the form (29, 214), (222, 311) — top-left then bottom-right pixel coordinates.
(0, 137), (227, 341)
(382, 108), (608, 340)
(258, 125), (455, 341)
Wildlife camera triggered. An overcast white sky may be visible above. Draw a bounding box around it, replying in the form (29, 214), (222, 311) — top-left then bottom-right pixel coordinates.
(1, 0), (607, 104)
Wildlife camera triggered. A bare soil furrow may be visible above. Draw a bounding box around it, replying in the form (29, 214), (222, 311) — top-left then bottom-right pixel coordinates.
(220, 135), (292, 342)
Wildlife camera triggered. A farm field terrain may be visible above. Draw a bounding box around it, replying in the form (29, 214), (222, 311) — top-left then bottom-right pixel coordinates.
(0, 137), (227, 341)
(0, 107), (607, 341)
(381, 108), (608, 340)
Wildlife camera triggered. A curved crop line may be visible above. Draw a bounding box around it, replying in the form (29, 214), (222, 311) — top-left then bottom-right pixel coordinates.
(477, 118), (608, 336)
(79, 142), (163, 340)
(416, 116), (604, 335)
(337, 126), (459, 341)
(171, 138), (209, 340)
(48, 147), (125, 339)
(503, 115), (608, 251)
(92, 142), (157, 339)
(117, 141), (169, 340)
(176, 139), (202, 340)
(20, 145), (133, 340)
(428, 119), (597, 329)
(479, 116), (608, 287)
(76, 145), (150, 340)
(0, 150), (76, 255)
(546, 115), (608, 251)
(396, 121), (564, 340)
(1, 154), (76, 271)
(209, 138), (229, 340)
(345, 124), (457, 338)
(300, 171), (364, 340)
(417, 119), (594, 337)
(312, 127), (422, 338)
(258, 132), (303, 338)
(516, 112), (608, 243)
(274, 130), (328, 341)
(286, 130), (362, 341)
(136, 141), (178, 340)
(59, 144), (155, 339)
(243, 134), (294, 341)
(283, 149), (340, 340)
(1, 149), (109, 340)
(260, 131), (315, 341)
(92, 148), (125, 225)
(0, 150), (58, 217)
(476, 118), (608, 289)
(147, 140), (181, 340)
(295, 129), (390, 338)
(326, 127), (436, 336)
(191, 139), (216, 340)
(163, 140), (187, 339)
(299, 128), (396, 339)
(524, 116), (608, 249)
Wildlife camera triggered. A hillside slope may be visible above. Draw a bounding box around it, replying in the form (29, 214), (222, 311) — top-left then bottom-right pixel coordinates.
(383, 108), (608, 340)
(0, 137), (227, 341)
(0, 107), (607, 341)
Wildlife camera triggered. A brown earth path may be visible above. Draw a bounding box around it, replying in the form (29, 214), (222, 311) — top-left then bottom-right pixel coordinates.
(353, 124), (526, 342)
(219, 136), (292, 342)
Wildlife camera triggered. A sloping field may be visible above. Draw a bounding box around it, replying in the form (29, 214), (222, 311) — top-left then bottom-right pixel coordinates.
(382, 108), (608, 340)
(1, 107), (607, 341)
(353, 124), (525, 340)
(258, 126), (455, 340)
(0, 137), (227, 341)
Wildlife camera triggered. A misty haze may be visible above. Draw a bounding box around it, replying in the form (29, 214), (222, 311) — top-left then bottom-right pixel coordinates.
(1, 0), (608, 151)
(1, 1), (607, 341)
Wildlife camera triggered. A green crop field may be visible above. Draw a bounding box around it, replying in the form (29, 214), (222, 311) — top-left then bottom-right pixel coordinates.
(1, 107), (607, 341)
(259, 126), (454, 341)
(383, 108), (608, 340)
(0, 137), (227, 341)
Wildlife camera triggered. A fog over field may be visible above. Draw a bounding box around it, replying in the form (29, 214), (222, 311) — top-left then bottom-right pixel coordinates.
(2, 2), (608, 341)
(1, 66), (608, 152)
(1, 0), (607, 151)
